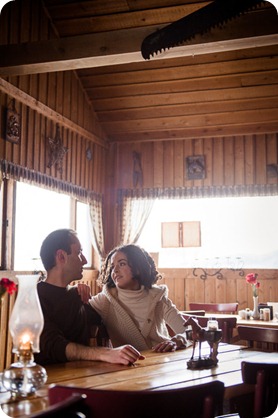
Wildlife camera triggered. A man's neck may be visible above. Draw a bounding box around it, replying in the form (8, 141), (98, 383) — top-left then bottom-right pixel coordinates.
(45, 270), (67, 287)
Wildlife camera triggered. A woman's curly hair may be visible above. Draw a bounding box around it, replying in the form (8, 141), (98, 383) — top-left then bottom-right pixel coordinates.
(97, 244), (162, 289)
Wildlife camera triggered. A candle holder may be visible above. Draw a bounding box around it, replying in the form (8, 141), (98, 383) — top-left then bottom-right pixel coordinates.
(2, 275), (47, 399)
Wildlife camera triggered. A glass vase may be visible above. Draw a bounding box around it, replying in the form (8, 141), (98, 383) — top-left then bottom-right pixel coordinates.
(252, 295), (260, 320)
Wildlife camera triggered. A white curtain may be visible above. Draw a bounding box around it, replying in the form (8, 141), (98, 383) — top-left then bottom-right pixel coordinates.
(121, 197), (155, 244)
(89, 196), (106, 260)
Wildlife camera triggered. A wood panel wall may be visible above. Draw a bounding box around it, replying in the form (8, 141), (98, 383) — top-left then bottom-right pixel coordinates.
(115, 134), (278, 189)
(0, 0), (277, 310)
(159, 268), (278, 311)
(0, 0), (107, 194)
(106, 137), (278, 306)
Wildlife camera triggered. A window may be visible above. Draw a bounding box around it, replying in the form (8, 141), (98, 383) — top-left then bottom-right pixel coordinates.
(14, 182), (92, 271)
(137, 196), (278, 269)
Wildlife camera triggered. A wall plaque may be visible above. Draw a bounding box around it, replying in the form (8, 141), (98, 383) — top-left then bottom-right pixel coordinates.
(186, 155), (206, 180)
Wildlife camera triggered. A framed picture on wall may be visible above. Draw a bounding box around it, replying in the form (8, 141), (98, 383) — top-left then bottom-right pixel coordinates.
(5, 101), (21, 144)
(186, 155), (206, 180)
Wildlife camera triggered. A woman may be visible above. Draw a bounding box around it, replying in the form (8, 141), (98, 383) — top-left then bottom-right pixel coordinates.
(87, 244), (191, 352)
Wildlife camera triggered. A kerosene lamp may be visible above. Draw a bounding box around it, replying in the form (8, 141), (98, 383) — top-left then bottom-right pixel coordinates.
(2, 275), (47, 399)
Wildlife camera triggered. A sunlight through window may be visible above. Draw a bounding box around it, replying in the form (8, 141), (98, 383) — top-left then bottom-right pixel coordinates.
(138, 196), (278, 269)
(14, 182), (71, 271)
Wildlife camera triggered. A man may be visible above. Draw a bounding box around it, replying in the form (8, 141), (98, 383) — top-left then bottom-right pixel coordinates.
(35, 228), (144, 366)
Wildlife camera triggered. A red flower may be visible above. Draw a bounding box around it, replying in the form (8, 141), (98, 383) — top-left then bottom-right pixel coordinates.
(0, 278), (17, 298)
(245, 273), (258, 285)
(245, 273), (260, 297)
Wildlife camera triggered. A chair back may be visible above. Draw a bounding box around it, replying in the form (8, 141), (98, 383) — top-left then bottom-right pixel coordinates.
(0, 292), (17, 372)
(189, 302), (238, 314)
(182, 314), (237, 343)
(183, 309), (206, 316)
(237, 326), (278, 351)
(48, 381), (225, 418)
(241, 361), (278, 418)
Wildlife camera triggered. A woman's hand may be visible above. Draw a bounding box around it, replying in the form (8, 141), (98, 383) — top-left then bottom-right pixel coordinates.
(77, 282), (91, 304)
(152, 340), (177, 352)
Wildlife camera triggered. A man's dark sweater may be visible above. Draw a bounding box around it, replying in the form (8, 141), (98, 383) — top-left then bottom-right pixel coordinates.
(34, 281), (101, 365)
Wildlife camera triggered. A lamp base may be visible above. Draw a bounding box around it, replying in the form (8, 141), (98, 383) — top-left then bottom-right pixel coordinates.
(2, 359), (47, 399)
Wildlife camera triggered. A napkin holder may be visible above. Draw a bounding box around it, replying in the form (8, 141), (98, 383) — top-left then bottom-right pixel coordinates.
(258, 304), (273, 320)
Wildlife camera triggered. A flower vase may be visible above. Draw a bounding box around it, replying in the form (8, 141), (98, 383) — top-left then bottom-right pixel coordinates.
(252, 296), (260, 319)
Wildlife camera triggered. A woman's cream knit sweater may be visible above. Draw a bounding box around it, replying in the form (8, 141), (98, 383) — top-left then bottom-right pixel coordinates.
(89, 284), (190, 351)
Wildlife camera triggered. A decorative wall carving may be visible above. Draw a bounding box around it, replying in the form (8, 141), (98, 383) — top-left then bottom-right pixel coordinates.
(47, 124), (68, 173)
(5, 100), (20, 144)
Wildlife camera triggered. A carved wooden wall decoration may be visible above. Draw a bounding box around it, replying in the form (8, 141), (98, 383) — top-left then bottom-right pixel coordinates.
(47, 124), (68, 173)
(133, 151), (143, 187)
(5, 100), (20, 144)
(186, 155), (206, 180)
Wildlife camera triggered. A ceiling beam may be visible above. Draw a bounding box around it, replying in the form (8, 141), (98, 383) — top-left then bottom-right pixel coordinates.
(0, 11), (277, 76)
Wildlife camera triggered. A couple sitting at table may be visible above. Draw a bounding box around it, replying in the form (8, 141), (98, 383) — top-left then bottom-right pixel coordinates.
(35, 229), (191, 367)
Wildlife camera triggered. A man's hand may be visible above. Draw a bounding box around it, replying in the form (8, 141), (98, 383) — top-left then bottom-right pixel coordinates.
(77, 282), (91, 304)
(101, 345), (145, 366)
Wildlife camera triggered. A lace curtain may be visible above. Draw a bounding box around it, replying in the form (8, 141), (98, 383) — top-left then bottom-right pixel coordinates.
(0, 158), (105, 259)
(117, 183), (278, 246)
(0, 159), (95, 201)
(119, 196), (155, 245)
(89, 197), (106, 260)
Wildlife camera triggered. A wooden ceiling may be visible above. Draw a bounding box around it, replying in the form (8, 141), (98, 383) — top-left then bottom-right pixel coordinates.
(2, 0), (278, 144)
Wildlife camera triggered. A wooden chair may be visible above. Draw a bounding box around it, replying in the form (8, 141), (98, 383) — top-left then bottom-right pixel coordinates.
(0, 291), (17, 372)
(48, 380), (225, 418)
(29, 393), (88, 417)
(237, 326), (278, 351)
(183, 309), (206, 316)
(230, 361), (278, 418)
(189, 302), (239, 314)
(182, 313), (237, 343)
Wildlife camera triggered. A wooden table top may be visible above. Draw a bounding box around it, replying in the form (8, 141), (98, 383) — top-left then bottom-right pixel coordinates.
(236, 316), (278, 328)
(202, 313), (278, 329)
(1, 343), (277, 417)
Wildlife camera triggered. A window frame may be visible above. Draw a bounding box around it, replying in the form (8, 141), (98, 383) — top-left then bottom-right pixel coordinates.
(0, 178), (95, 272)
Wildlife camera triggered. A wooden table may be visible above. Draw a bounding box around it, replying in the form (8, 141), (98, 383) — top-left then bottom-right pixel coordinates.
(236, 316), (278, 329)
(204, 313), (278, 329)
(1, 343), (277, 417)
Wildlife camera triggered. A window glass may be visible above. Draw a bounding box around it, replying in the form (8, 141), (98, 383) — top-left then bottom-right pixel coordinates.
(14, 182), (70, 271)
(76, 201), (92, 267)
(137, 196), (278, 269)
